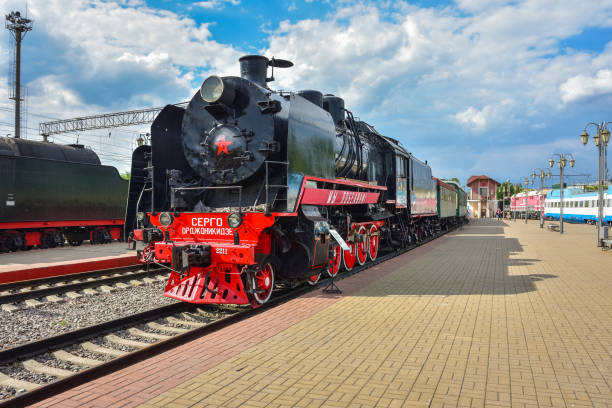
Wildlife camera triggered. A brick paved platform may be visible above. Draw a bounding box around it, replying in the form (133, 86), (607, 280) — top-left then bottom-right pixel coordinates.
(0, 242), (139, 283)
(30, 219), (612, 408)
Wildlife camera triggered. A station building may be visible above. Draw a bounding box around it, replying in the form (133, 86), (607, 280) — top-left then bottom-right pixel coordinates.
(467, 175), (500, 218)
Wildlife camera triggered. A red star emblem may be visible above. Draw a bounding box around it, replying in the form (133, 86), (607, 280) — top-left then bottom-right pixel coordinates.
(215, 136), (232, 155)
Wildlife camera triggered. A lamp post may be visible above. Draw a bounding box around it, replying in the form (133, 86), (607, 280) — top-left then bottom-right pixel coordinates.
(581, 122), (610, 246)
(523, 177), (531, 224)
(532, 169), (552, 228)
(549, 153), (575, 234)
(503, 179), (510, 219)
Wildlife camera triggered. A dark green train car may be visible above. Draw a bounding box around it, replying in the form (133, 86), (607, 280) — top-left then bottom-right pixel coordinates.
(436, 178), (468, 229)
(0, 137), (128, 251)
(444, 179), (468, 219)
(435, 178), (457, 229)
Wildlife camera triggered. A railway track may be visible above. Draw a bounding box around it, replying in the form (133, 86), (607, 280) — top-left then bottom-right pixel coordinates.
(0, 265), (166, 311)
(0, 223), (464, 407)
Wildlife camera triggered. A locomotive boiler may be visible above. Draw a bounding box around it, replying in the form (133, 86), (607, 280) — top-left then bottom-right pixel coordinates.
(128, 55), (443, 306)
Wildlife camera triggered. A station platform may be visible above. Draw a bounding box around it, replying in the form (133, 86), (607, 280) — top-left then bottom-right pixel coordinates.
(0, 242), (138, 284)
(30, 219), (612, 408)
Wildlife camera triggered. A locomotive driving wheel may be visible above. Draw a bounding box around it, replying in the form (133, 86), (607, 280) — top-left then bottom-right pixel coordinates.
(252, 261), (275, 305)
(327, 245), (342, 277)
(307, 272), (321, 286)
(342, 241), (356, 271)
(368, 224), (379, 261)
(356, 225), (368, 265)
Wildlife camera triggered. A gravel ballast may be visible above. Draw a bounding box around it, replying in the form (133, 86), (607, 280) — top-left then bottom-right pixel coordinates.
(0, 281), (177, 351)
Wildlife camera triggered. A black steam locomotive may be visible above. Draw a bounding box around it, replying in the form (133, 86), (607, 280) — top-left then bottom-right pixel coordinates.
(129, 55), (454, 307)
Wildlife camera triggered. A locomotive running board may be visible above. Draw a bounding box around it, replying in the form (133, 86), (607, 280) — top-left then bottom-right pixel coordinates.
(329, 229), (350, 251)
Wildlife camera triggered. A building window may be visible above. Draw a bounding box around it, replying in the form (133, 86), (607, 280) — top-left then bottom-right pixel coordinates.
(479, 187), (488, 197)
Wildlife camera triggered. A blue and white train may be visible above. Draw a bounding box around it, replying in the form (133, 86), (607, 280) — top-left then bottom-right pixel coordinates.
(544, 186), (612, 225)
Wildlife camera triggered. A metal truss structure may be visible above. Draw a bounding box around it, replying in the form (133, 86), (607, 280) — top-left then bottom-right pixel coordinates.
(39, 102), (188, 139)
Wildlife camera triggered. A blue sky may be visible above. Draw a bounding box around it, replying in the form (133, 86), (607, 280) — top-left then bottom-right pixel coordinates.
(1, 0), (612, 186)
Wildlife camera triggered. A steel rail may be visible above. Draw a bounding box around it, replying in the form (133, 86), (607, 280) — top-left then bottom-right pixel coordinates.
(0, 221), (465, 408)
(0, 267), (165, 304)
(0, 264), (145, 291)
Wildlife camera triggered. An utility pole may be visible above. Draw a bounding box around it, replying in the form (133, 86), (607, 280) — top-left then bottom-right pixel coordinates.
(549, 153), (575, 234)
(5, 11), (33, 139)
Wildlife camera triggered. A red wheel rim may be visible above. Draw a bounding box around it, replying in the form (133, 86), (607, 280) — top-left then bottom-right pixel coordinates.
(356, 226), (368, 265)
(368, 224), (379, 261)
(253, 263), (274, 304)
(342, 241), (356, 271)
(328, 245), (341, 277)
(307, 272), (321, 286)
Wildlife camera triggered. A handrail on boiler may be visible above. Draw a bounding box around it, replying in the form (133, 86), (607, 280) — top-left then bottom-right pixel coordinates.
(172, 186), (243, 213)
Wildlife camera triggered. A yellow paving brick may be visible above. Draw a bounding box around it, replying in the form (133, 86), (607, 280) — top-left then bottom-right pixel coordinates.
(131, 220), (612, 408)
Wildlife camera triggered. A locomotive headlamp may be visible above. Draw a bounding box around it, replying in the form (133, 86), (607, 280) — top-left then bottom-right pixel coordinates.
(200, 75), (235, 106)
(137, 212), (145, 221)
(227, 212), (243, 229)
(159, 212), (173, 227)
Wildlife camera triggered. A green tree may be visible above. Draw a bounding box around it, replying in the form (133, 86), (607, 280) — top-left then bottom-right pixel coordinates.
(120, 171), (131, 181)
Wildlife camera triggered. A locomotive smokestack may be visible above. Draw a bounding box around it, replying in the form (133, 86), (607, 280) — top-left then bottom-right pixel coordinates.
(239, 55), (268, 87)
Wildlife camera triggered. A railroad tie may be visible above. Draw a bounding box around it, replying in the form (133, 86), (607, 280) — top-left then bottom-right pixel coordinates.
(82, 288), (98, 295)
(52, 350), (103, 367)
(64, 291), (82, 299)
(0, 373), (39, 392)
(81, 342), (127, 357)
(114, 282), (130, 289)
(24, 299), (43, 308)
(154, 275), (167, 281)
(127, 327), (172, 341)
(105, 334), (150, 349)
(45, 295), (64, 303)
(194, 307), (220, 318)
(22, 359), (74, 379)
(166, 316), (205, 327)
(142, 277), (157, 284)
(1, 304), (18, 312)
(98, 285), (115, 293)
(147, 322), (189, 334)
(129, 280), (144, 286)
(181, 312), (207, 322)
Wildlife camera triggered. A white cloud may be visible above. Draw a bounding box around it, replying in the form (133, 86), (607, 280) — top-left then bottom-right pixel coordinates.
(560, 69), (612, 103)
(261, 0), (612, 148)
(194, 0), (240, 9)
(1, 0), (612, 179)
(455, 106), (487, 129)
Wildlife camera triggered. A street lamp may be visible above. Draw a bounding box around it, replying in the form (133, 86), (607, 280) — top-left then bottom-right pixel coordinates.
(581, 122), (611, 246)
(549, 153), (575, 234)
(532, 168), (551, 229)
(524, 177), (531, 224)
(503, 179), (510, 219)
